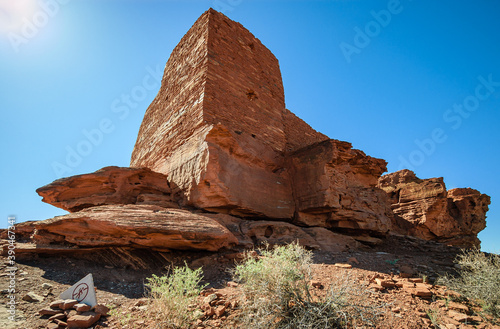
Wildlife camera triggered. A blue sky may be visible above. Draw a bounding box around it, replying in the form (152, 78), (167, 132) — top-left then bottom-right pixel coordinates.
(1, 0), (499, 252)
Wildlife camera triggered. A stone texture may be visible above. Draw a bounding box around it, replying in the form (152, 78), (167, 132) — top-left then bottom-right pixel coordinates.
(302, 227), (360, 252)
(62, 299), (78, 310)
(23, 291), (44, 302)
(211, 214), (358, 252)
(130, 9), (302, 218)
(46, 323), (59, 329)
(129, 9), (394, 236)
(39, 308), (62, 316)
(447, 310), (471, 323)
(74, 303), (91, 312)
(36, 166), (178, 212)
(209, 213), (254, 248)
(239, 220), (320, 249)
(94, 304), (110, 316)
(375, 278), (396, 288)
(334, 263), (352, 268)
(67, 311), (101, 328)
(49, 300), (64, 309)
(378, 169), (490, 247)
(212, 214), (320, 249)
(288, 139), (393, 234)
(404, 283), (433, 298)
(215, 305), (226, 317)
(16, 205), (237, 252)
(54, 319), (67, 327)
(48, 313), (66, 321)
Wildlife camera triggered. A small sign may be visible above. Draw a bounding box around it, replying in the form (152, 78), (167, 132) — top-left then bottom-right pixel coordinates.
(59, 273), (97, 307)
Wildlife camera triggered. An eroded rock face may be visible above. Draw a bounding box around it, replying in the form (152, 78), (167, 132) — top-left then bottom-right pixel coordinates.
(129, 9), (391, 233)
(130, 9), (303, 218)
(210, 214), (359, 252)
(16, 205), (237, 251)
(36, 166), (178, 212)
(7, 207), (359, 255)
(288, 139), (393, 234)
(378, 170), (490, 247)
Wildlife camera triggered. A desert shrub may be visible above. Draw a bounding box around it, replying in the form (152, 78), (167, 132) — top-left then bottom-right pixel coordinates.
(145, 263), (207, 329)
(233, 242), (383, 328)
(438, 249), (500, 318)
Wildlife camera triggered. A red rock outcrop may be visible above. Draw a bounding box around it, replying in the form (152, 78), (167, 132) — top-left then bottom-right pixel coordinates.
(210, 214), (360, 252)
(288, 139), (393, 233)
(15, 9), (490, 256)
(378, 170), (490, 247)
(5, 206), (360, 255)
(14, 205), (237, 251)
(36, 166), (178, 212)
(130, 9), (301, 218)
(130, 9), (393, 234)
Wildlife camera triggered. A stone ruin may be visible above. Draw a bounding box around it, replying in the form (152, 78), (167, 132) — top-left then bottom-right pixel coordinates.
(2, 9), (490, 260)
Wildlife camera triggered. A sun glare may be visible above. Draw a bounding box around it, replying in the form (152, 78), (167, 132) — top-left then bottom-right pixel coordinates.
(0, 0), (39, 35)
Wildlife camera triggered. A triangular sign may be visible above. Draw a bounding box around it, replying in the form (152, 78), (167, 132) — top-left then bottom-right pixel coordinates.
(59, 273), (97, 307)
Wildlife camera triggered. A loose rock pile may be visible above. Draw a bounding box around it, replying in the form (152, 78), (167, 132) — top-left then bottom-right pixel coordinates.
(38, 299), (109, 328)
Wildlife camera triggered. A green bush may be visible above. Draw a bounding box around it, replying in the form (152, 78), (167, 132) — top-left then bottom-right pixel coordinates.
(233, 242), (383, 328)
(145, 263), (208, 329)
(439, 249), (500, 319)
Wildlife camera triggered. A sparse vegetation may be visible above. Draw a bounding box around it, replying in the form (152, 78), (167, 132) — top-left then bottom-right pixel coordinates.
(425, 308), (441, 327)
(145, 263), (208, 329)
(438, 249), (500, 319)
(233, 242), (384, 328)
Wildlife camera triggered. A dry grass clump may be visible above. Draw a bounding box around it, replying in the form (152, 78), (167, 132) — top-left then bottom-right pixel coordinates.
(439, 249), (500, 319)
(145, 263), (207, 329)
(233, 242), (384, 328)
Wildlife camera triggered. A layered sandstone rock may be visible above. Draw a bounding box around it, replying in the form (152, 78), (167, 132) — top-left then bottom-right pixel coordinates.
(210, 214), (360, 252)
(36, 166), (178, 212)
(378, 170), (490, 247)
(288, 139), (393, 233)
(5, 207), (360, 255)
(130, 9), (301, 218)
(130, 8), (392, 234)
(14, 205), (237, 251)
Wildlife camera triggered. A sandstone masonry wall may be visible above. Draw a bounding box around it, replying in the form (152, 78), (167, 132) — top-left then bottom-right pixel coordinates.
(129, 9), (397, 227)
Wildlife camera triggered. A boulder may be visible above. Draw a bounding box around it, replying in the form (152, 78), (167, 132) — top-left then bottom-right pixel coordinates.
(378, 170), (490, 247)
(16, 205), (237, 251)
(36, 166), (178, 212)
